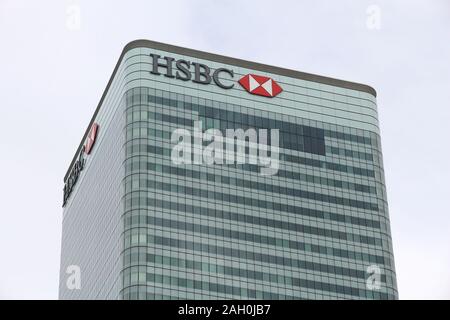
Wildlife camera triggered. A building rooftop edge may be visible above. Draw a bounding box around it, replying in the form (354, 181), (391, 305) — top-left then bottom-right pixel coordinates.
(63, 39), (377, 183)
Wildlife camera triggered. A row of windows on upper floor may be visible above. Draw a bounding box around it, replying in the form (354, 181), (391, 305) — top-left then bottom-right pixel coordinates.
(120, 284), (394, 300)
(120, 291), (390, 300)
(122, 226), (395, 285)
(326, 145), (374, 162)
(123, 195), (382, 251)
(199, 115), (326, 155)
(125, 105), (381, 168)
(123, 215), (389, 269)
(121, 256), (391, 300)
(125, 121), (376, 163)
(125, 146), (382, 212)
(125, 249), (391, 289)
(123, 185), (386, 243)
(125, 154), (377, 198)
(123, 174), (383, 230)
(126, 140), (379, 185)
(126, 138), (384, 200)
(125, 164), (380, 228)
(122, 239), (396, 295)
(127, 104), (382, 168)
(125, 106), (326, 156)
(126, 95), (326, 140)
(120, 292), (191, 300)
(127, 103), (380, 168)
(124, 88), (377, 147)
(122, 271), (304, 300)
(123, 229), (393, 277)
(283, 152), (376, 178)
(123, 248), (388, 288)
(122, 189), (382, 247)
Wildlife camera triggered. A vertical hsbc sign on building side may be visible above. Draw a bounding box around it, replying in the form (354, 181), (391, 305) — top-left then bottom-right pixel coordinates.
(149, 53), (283, 98)
(63, 123), (99, 207)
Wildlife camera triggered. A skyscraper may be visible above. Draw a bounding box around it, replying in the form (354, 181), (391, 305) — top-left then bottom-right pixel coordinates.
(59, 39), (397, 299)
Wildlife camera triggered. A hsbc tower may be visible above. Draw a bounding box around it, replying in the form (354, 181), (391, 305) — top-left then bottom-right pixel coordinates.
(59, 40), (398, 299)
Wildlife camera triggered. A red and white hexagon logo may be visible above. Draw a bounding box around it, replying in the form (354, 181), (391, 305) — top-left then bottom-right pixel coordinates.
(238, 74), (283, 98)
(84, 123), (99, 154)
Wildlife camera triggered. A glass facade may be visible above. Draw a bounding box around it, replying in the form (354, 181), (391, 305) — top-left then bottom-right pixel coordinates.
(59, 40), (397, 300)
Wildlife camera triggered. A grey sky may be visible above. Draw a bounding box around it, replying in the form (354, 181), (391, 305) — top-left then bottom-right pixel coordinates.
(0, 0), (449, 299)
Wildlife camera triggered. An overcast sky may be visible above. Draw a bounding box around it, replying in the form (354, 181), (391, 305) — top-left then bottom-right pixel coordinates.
(0, 0), (449, 299)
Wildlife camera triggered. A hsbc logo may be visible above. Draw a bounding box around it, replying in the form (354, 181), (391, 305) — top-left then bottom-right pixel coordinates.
(150, 53), (283, 98)
(85, 122), (99, 154)
(238, 74), (283, 98)
(63, 123), (99, 207)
